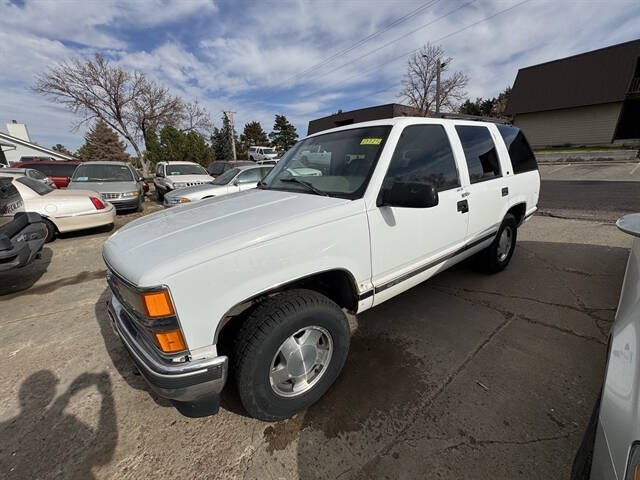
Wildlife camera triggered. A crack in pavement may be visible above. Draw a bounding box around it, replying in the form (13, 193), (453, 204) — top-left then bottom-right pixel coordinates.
(519, 245), (615, 278)
(432, 284), (613, 344)
(354, 315), (514, 475)
(436, 430), (576, 454)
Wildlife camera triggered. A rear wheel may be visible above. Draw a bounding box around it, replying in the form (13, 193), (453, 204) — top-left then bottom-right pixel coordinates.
(480, 213), (517, 273)
(156, 187), (164, 201)
(233, 289), (350, 421)
(42, 218), (56, 243)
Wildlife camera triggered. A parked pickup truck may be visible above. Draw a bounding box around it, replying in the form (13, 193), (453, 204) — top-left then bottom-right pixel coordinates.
(103, 117), (540, 420)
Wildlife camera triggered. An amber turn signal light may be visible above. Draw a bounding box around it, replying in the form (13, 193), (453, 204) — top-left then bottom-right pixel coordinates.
(141, 290), (175, 318)
(154, 329), (187, 353)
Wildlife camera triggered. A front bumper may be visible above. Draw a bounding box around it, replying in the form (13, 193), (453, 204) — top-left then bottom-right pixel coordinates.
(109, 197), (140, 211)
(107, 294), (228, 404)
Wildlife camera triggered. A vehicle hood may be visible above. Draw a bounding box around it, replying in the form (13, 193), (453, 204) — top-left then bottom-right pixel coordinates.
(165, 183), (225, 200)
(68, 181), (137, 193)
(166, 174), (212, 184)
(103, 189), (350, 286)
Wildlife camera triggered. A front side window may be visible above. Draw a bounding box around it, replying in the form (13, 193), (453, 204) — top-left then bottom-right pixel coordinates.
(165, 164), (207, 176)
(385, 124), (459, 192)
(72, 164), (134, 182)
(16, 176), (54, 195)
(496, 125), (538, 174)
(260, 126), (392, 199)
(455, 126), (501, 184)
(237, 168), (262, 184)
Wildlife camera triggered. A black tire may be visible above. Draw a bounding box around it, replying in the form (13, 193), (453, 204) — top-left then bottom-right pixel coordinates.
(156, 187), (164, 201)
(480, 213), (517, 273)
(249, 156), (254, 161)
(43, 218), (57, 243)
(233, 289), (350, 421)
(136, 197), (143, 212)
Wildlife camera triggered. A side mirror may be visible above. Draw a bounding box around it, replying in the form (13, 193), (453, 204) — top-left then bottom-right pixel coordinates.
(66, 177), (72, 183)
(138, 177), (144, 182)
(232, 179), (239, 186)
(377, 180), (439, 208)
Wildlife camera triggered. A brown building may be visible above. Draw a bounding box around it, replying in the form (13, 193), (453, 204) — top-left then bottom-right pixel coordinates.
(307, 103), (421, 135)
(506, 39), (640, 148)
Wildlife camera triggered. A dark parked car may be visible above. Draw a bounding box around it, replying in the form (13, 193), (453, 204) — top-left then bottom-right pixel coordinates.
(12, 158), (80, 188)
(0, 178), (47, 272)
(207, 161), (253, 177)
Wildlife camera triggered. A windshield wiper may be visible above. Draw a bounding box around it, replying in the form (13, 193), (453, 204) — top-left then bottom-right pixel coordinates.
(280, 177), (329, 196)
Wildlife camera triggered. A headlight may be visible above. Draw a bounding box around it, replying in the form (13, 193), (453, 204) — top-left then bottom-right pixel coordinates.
(180, 197), (190, 203)
(121, 191), (139, 198)
(173, 182), (187, 188)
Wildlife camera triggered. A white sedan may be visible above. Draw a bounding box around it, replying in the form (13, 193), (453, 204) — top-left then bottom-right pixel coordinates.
(0, 172), (115, 242)
(163, 165), (272, 207)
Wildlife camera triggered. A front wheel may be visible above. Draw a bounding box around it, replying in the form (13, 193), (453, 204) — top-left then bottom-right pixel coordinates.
(480, 213), (517, 273)
(233, 289), (350, 421)
(42, 218), (57, 243)
(156, 187), (164, 201)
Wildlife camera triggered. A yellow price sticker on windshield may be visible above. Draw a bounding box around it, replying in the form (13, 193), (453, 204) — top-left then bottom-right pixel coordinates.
(360, 138), (382, 145)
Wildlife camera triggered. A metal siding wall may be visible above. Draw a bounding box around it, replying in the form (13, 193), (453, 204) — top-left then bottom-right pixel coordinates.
(513, 102), (623, 147)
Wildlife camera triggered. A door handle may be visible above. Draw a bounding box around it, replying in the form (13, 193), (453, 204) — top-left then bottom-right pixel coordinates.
(502, 187), (509, 197)
(457, 199), (469, 213)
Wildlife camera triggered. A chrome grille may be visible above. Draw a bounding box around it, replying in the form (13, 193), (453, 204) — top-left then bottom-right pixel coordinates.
(101, 192), (120, 200)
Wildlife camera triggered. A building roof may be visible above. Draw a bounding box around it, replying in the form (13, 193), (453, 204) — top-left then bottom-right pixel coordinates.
(0, 131), (74, 161)
(506, 39), (640, 115)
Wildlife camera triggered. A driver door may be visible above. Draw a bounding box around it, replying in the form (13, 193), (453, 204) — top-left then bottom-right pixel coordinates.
(367, 124), (469, 305)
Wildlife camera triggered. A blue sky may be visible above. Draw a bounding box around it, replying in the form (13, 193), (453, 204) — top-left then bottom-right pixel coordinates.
(1, 0), (640, 153)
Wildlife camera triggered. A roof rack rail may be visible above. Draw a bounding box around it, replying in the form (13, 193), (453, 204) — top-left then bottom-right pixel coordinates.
(431, 113), (512, 124)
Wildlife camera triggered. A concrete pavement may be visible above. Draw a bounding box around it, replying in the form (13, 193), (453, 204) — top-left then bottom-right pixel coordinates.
(0, 206), (630, 479)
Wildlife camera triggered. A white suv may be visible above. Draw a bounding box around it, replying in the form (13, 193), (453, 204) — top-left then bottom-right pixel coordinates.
(104, 117), (540, 420)
(153, 161), (212, 200)
(248, 146), (278, 162)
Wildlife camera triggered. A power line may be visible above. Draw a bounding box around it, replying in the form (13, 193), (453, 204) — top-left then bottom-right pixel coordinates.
(294, 0), (532, 105)
(280, 0), (443, 84)
(305, 0), (477, 85)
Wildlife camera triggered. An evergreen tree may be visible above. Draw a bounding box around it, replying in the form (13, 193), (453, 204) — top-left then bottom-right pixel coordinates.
(51, 144), (73, 156)
(240, 121), (269, 159)
(269, 115), (298, 152)
(146, 126), (214, 167)
(210, 114), (238, 161)
(82, 119), (130, 162)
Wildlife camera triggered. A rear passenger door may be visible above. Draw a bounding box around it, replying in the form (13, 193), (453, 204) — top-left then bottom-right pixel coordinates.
(454, 125), (509, 241)
(368, 124), (469, 304)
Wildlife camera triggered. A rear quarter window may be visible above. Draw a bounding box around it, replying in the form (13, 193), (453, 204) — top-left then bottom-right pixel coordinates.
(496, 125), (538, 174)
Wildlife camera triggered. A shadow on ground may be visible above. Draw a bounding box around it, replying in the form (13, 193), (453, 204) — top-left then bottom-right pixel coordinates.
(0, 369), (117, 479)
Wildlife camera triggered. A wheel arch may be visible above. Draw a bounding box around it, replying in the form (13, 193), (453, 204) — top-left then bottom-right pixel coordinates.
(214, 268), (359, 345)
(506, 202), (526, 226)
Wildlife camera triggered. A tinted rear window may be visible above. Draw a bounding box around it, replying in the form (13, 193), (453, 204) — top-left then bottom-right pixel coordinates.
(26, 163), (78, 177)
(496, 125), (538, 174)
(455, 126), (501, 184)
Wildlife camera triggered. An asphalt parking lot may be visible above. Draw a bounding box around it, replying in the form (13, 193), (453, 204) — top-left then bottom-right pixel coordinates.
(0, 192), (632, 479)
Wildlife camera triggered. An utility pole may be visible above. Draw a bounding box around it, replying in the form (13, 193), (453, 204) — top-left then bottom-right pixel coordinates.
(435, 59), (442, 114)
(224, 111), (237, 161)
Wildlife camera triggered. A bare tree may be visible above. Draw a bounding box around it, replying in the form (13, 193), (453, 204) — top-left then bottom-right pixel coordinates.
(181, 100), (213, 135)
(399, 43), (469, 116)
(33, 54), (211, 175)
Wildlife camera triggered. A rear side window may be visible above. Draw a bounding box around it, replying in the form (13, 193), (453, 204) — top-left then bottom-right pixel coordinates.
(386, 124), (459, 192)
(49, 163), (78, 177)
(496, 125), (538, 174)
(455, 126), (501, 184)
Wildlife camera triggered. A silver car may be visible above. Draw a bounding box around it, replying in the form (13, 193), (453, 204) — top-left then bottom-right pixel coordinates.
(68, 161), (144, 212)
(163, 165), (272, 207)
(574, 213), (640, 479)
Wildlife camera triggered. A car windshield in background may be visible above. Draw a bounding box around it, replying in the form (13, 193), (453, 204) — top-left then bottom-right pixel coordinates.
(166, 164), (207, 176)
(73, 164), (134, 182)
(212, 168), (240, 185)
(16, 176), (54, 195)
(259, 126), (392, 199)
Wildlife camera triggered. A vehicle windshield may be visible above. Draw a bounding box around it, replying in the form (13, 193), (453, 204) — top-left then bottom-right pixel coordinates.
(259, 126), (392, 199)
(72, 164), (134, 182)
(165, 164), (208, 176)
(16, 176), (54, 195)
(212, 168), (239, 185)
